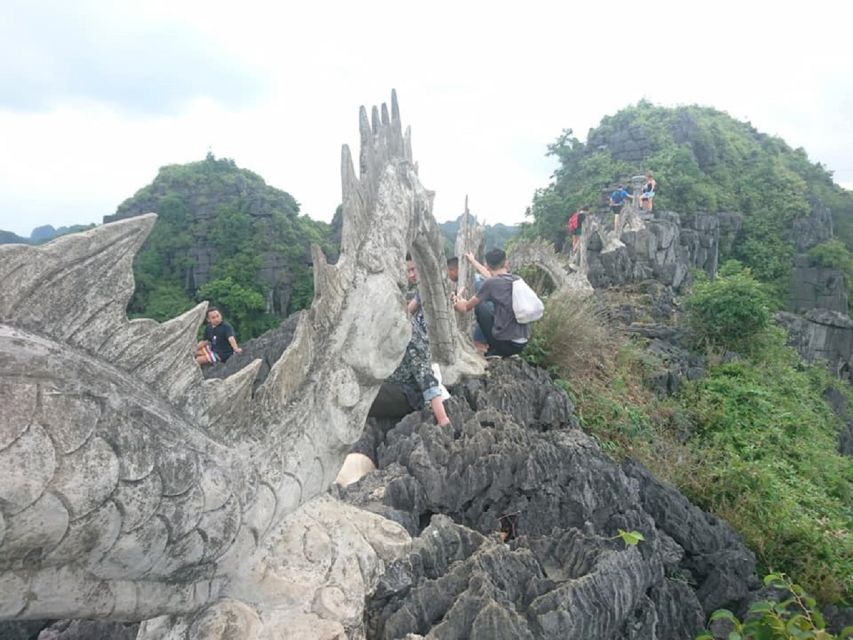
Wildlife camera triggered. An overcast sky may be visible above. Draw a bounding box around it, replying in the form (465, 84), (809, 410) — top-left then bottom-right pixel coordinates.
(1, 0), (851, 237)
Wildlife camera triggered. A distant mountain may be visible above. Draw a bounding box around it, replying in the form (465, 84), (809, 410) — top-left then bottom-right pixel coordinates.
(439, 214), (520, 256)
(111, 153), (334, 339)
(0, 230), (28, 244)
(0, 224), (92, 245)
(527, 101), (853, 287)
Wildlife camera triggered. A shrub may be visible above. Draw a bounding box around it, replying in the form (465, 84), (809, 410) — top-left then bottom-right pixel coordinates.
(685, 269), (771, 352)
(696, 573), (853, 639)
(678, 330), (853, 603)
(522, 291), (617, 385)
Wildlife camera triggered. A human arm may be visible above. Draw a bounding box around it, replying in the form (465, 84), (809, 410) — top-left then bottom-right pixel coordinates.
(453, 294), (480, 313)
(464, 252), (491, 279)
(227, 335), (242, 354)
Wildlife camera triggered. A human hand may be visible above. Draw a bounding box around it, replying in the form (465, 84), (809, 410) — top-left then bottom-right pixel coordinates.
(464, 252), (475, 263)
(235, 347), (243, 354)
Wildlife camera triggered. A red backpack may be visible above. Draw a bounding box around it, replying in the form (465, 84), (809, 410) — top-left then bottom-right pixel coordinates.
(567, 212), (580, 232)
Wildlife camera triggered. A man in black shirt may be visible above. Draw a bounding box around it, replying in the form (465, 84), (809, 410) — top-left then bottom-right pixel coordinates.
(195, 307), (242, 366)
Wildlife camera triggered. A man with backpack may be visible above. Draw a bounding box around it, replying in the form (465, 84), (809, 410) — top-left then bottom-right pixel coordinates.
(609, 186), (633, 231)
(567, 205), (589, 252)
(452, 248), (541, 358)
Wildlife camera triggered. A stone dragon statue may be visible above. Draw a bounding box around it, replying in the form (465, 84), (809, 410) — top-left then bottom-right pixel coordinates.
(0, 91), (482, 637)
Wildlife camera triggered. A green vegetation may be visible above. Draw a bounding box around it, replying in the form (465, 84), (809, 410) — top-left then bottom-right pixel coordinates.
(676, 328), (852, 603)
(124, 154), (334, 339)
(525, 102), (853, 299)
(697, 573), (853, 639)
(809, 239), (853, 287)
(524, 289), (852, 604)
(685, 263), (772, 352)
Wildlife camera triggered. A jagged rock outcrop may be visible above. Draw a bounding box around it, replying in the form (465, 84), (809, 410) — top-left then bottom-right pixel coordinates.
(341, 359), (758, 639)
(790, 256), (848, 314)
(585, 208), (719, 292)
(791, 196), (834, 253)
(776, 309), (853, 379)
(0, 91), (481, 638)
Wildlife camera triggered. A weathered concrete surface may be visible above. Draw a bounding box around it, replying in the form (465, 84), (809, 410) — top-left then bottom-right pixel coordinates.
(0, 91), (480, 636)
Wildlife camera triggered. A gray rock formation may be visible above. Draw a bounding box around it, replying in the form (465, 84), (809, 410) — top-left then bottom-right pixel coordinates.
(453, 199), (485, 337)
(342, 359), (758, 639)
(791, 196), (834, 253)
(776, 309), (853, 379)
(585, 208), (719, 292)
(790, 256), (848, 314)
(0, 91), (480, 637)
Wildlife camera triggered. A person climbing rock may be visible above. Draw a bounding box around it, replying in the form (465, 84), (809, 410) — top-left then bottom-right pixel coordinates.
(453, 248), (530, 358)
(373, 254), (450, 427)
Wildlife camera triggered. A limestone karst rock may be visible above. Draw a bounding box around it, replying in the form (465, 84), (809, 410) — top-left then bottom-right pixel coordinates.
(341, 359), (759, 639)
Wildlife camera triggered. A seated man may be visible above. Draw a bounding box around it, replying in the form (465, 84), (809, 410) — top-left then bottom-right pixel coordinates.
(453, 248), (529, 358)
(195, 307), (242, 366)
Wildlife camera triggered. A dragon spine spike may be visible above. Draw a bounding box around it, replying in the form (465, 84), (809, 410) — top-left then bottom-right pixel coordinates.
(203, 359), (263, 441)
(102, 302), (208, 410)
(0, 214), (157, 349)
(380, 102), (390, 126)
(391, 88), (400, 122)
(371, 105), (381, 134)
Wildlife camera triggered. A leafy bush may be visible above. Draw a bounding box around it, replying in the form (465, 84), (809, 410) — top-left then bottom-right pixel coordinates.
(696, 573), (853, 639)
(685, 269), (771, 352)
(677, 330), (853, 603)
(809, 239), (853, 285)
(525, 102), (853, 286)
(122, 155), (335, 340)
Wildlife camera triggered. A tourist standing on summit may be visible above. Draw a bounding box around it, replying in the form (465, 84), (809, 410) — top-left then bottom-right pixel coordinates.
(640, 172), (656, 211)
(609, 187), (632, 231)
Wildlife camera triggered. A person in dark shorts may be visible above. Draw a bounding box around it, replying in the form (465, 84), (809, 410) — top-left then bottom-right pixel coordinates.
(452, 248), (529, 358)
(609, 186), (632, 230)
(195, 307), (242, 366)
(640, 172), (657, 211)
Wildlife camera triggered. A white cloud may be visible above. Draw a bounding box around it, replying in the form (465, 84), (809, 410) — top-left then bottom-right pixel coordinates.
(1, 0), (851, 237)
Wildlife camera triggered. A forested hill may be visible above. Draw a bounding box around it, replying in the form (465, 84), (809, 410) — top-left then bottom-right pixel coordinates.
(110, 154), (334, 339)
(526, 101), (853, 288)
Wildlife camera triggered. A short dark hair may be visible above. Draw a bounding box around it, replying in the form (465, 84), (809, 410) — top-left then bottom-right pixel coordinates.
(206, 306), (220, 317)
(447, 256), (459, 268)
(485, 248), (506, 270)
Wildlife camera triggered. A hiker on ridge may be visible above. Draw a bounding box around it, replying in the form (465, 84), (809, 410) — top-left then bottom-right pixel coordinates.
(609, 186), (633, 231)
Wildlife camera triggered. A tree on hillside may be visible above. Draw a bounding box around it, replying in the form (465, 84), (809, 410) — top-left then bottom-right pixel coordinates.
(525, 102), (853, 291)
(121, 155), (335, 339)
